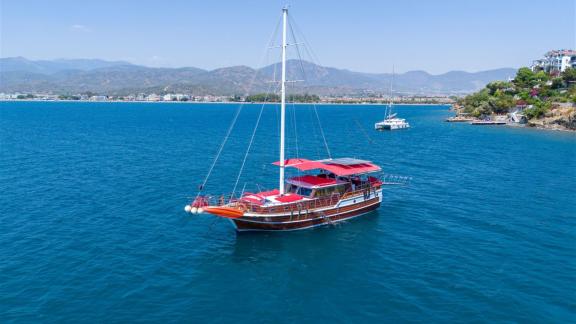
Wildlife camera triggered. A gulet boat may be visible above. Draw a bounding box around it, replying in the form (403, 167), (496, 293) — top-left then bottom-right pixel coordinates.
(184, 7), (406, 231)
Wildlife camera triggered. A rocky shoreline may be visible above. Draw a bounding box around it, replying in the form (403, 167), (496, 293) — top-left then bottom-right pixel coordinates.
(451, 103), (576, 132)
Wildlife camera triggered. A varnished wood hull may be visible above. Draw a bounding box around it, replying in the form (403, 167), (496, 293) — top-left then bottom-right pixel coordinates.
(232, 197), (381, 231)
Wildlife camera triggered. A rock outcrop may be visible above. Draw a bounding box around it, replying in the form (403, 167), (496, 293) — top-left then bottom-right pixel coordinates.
(528, 103), (576, 131)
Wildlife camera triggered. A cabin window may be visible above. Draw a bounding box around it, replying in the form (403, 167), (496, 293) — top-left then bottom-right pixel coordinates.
(335, 185), (346, 194)
(297, 187), (312, 196)
(313, 186), (345, 197)
(314, 187), (331, 197)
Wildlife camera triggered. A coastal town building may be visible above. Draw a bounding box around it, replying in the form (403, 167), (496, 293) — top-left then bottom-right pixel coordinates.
(89, 95), (108, 101)
(147, 94), (161, 101)
(0, 91), (455, 105)
(531, 49), (576, 73)
(163, 94), (177, 101)
(175, 94), (190, 101)
(162, 93), (190, 101)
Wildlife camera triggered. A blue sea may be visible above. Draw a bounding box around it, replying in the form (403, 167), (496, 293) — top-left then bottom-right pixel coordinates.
(1, 101), (575, 323)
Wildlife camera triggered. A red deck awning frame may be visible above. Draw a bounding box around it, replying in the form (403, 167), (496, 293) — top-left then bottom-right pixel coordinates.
(273, 158), (381, 176)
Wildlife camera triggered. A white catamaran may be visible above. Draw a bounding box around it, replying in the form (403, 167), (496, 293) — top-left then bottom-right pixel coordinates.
(375, 70), (410, 130)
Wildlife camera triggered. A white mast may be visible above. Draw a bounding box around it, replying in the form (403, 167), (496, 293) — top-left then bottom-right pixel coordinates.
(279, 6), (288, 194)
(387, 66), (394, 118)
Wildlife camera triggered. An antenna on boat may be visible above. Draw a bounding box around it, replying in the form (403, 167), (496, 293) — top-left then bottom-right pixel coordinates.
(279, 6), (288, 194)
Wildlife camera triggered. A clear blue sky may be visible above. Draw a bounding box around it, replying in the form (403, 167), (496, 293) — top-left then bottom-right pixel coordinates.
(1, 0), (574, 74)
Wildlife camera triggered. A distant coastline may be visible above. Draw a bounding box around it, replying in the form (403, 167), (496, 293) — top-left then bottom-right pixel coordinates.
(0, 99), (452, 106)
(0, 57), (516, 96)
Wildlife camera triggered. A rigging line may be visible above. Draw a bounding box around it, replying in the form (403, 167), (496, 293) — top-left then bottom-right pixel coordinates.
(385, 66), (395, 119)
(272, 76), (281, 163)
(195, 14), (282, 197)
(284, 20), (299, 160)
(231, 83), (275, 198)
(289, 101), (303, 178)
(198, 102), (242, 193)
(289, 15), (331, 159)
(288, 16), (309, 85)
(291, 102), (299, 159)
(313, 104), (331, 159)
(307, 105), (322, 160)
(354, 118), (375, 144)
(289, 16), (324, 73)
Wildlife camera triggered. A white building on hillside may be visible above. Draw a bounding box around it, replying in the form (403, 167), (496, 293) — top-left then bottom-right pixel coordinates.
(531, 49), (576, 73)
(163, 94), (177, 101)
(147, 94), (161, 101)
(175, 94), (189, 101)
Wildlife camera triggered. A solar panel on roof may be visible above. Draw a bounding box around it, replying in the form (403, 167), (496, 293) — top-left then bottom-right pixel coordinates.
(323, 157), (372, 166)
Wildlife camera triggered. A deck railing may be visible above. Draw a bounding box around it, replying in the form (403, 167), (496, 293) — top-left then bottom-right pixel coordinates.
(192, 174), (410, 214)
(232, 181), (381, 214)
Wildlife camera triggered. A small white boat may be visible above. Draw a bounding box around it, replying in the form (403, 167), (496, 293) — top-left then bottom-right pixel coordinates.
(375, 70), (410, 131)
(375, 114), (410, 130)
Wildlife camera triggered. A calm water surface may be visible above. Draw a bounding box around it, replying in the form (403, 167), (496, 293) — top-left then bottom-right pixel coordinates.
(1, 101), (575, 323)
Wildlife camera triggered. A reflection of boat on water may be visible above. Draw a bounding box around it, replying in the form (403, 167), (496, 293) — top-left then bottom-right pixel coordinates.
(183, 7), (409, 232)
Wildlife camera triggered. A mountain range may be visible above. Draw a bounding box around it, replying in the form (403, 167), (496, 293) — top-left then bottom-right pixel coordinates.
(0, 57), (517, 96)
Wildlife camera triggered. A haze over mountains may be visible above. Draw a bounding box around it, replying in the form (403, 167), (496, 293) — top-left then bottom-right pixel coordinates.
(0, 57), (517, 96)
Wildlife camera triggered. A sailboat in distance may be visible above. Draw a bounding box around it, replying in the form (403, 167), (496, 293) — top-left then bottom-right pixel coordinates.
(375, 68), (410, 130)
(184, 7), (407, 231)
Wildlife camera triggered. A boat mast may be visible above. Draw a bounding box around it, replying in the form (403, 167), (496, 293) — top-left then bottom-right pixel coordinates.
(279, 6), (288, 194)
(387, 66), (394, 118)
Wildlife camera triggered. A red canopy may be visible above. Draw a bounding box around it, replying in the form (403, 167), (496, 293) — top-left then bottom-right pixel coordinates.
(289, 175), (338, 187)
(274, 158), (381, 176)
(275, 193), (304, 203)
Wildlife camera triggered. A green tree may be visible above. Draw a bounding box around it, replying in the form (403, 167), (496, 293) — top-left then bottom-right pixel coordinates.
(561, 68), (576, 85)
(551, 78), (564, 89)
(491, 94), (515, 114)
(524, 101), (551, 119)
(535, 70), (550, 82)
(245, 93), (280, 102)
(513, 67), (537, 88)
(473, 101), (492, 117)
(462, 88), (490, 114)
(486, 81), (513, 95)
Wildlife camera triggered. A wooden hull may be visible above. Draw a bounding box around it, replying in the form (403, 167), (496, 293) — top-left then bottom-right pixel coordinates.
(231, 197), (381, 231)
